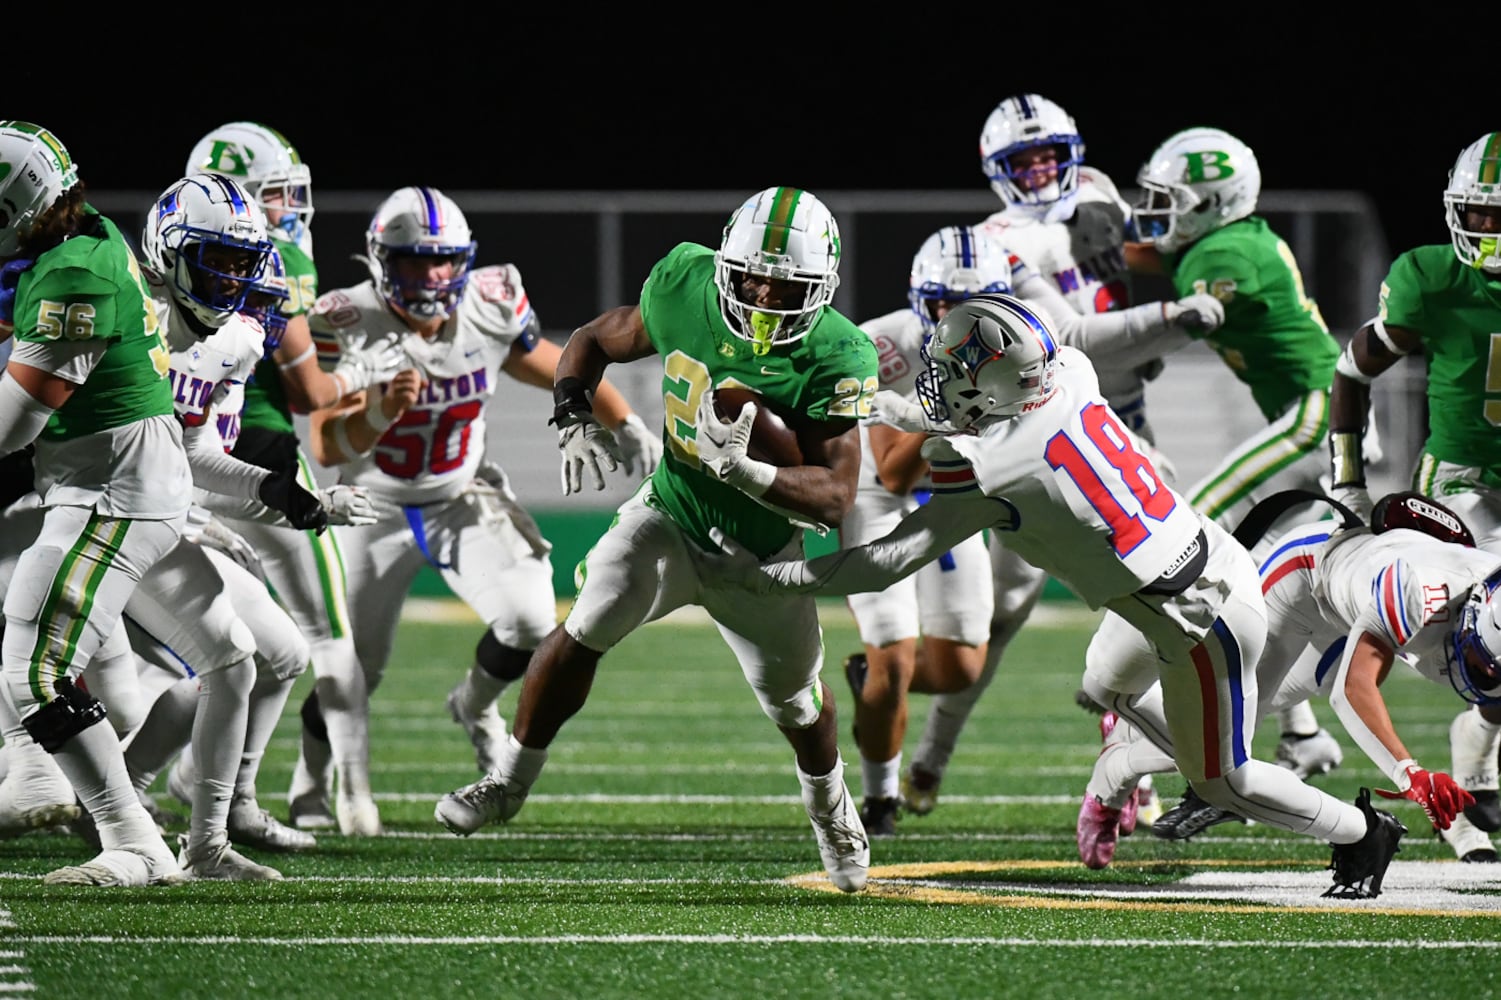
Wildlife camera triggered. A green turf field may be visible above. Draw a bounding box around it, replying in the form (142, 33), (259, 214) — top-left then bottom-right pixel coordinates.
(1, 598), (1497, 1000)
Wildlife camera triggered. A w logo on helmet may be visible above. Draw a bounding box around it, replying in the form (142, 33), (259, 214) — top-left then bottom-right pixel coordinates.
(951, 322), (1003, 377)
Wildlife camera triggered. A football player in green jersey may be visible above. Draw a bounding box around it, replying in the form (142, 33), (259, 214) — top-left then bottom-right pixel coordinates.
(1329, 131), (1501, 863)
(0, 122), (188, 886)
(182, 122), (405, 839)
(435, 187), (879, 892)
(1126, 126), (1348, 796)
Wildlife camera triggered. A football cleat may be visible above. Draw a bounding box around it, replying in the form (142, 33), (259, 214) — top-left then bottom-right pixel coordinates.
(44, 840), (186, 887)
(446, 684), (509, 775)
(228, 797), (317, 852)
(336, 791), (383, 838)
(899, 764), (941, 817)
(860, 795), (901, 837)
(0, 738), (81, 838)
(1135, 776), (1164, 828)
(178, 834), (283, 881)
(1323, 787), (1405, 899)
(1076, 795), (1123, 869)
(1275, 728), (1343, 780)
(1150, 784), (1249, 841)
(802, 778), (869, 893)
(287, 731), (337, 831)
(1441, 812), (1499, 863)
(435, 775), (526, 835)
(1073, 687), (1107, 715)
(1450, 708), (1501, 831)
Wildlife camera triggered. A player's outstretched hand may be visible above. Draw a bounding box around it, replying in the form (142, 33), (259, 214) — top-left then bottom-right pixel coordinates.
(1376, 763), (1474, 830)
(333, 338), (409, 396)
(557, 412), (623, 495)
(1164, 293), (1225, 332)
(317, 484), (379, 526)
(616, 413), (663, 478)
(870, 389), (947, 434)
(192, 514), (267, 583)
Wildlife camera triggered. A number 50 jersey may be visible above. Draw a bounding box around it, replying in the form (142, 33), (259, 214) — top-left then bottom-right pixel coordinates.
(309, 264), (538, 506)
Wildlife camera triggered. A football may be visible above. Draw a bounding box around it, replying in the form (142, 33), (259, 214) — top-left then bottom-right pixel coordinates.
(712, 386), (804, 467)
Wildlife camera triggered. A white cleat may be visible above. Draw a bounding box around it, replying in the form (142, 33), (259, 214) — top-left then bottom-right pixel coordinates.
(336, 792), (383, 838)
(228, 797), (316, 852)
(178, 835), (283, 881)
(435, 775), (527, 835)
(44, 844), (186, 887)
(801, 777), (869, 893)
(446, 686), (508, 774)
(1275, 728), (1343, 780)
(287, 757), (337, 831)
(1442, 813), (1499, 863)
(0, 738), (82, 838)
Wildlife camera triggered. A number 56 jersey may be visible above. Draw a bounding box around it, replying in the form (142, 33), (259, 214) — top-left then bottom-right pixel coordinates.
(309, 265), (538, 506)
(928, 346), (1202, 608)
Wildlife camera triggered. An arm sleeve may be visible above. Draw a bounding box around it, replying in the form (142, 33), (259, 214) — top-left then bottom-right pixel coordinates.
(1020, 276), (1191, 366)
(1324, 628), (1404, 781)
(758, 492), (1001, 595)
(190, 487), (286, 525)
(181, 420), (271, 500)
(0, 374), (53, 455)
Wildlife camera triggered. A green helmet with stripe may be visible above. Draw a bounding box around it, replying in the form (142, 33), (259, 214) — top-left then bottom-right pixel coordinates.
(0, 120), (79, 257)
(714, 186), (841, 354)
(1444, 132), (1501, 273)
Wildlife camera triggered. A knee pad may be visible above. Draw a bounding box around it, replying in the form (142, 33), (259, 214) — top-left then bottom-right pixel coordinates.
(476, 629), (531, 682)
(756, 682), (822, 730)
(21, 676), (107, 752)
(300, 689), (328, 742)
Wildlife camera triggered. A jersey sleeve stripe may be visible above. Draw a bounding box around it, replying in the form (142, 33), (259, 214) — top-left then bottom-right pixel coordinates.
(1377, 565), (1412, 645)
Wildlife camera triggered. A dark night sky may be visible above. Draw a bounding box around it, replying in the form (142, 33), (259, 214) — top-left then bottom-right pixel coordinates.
(18, 22), (1486, 257)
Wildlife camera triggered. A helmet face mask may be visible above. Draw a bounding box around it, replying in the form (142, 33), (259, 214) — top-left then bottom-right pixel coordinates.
(713, 187), (840, 355)
(908, 225), (1015, 332)
(185, 122), (313, 245)
(242, 246), (291, 359)
(143, 173), (273, 334)
(366, 186), (476, 322)
(0, 120), (80, 258)
(915, 293), (1058, 430)
(1448, 573), (1501, 705)
(1132, 127), (1261, 252)
(978, 95), (1085, 223)
(1443, 133), (1501, 273)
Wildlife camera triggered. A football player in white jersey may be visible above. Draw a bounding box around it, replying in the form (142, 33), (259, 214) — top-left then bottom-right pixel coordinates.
(1081, 493), (1491, 865)
(105, 173), (374, 878)
(304, 186), (660, 835)
(700, 294), (1409, 900)
(900, 97), (1230, 820)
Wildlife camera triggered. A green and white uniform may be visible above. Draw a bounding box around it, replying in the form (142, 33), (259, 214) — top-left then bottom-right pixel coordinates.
(1164, 216), (1340, 525)
(566, 243), (878, 726)
(1385, 244), (1501, 545)
(2, 208), (190, 706)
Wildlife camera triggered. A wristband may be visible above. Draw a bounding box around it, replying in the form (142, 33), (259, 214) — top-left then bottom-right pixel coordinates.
(331, 415), (367, 462)
(1329, 431), (1365, 489)
(550, 376), (593, 427)
(277, 344), (315, 371)
(724, 456), (778, 497)
(365, 389), (396, 434)
(1389, 757), (1417, 791)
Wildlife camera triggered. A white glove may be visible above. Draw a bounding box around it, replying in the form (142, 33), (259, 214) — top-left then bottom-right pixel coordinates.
(557, 412), (624, 495)
(691, 526), (778, 595)
(1362, 419), (1385, 468)
(1332, 484), (1375, 522)
(189, 513), (266, 582)
(869, 388), (947, 433)
(1163, 293), (1225, 333)
(316, 484), (379, 526)
(615, 413), (663, 478)
(332, 339), (408, 396)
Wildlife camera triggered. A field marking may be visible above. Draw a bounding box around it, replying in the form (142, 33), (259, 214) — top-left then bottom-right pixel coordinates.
(0, 910), (33, 996)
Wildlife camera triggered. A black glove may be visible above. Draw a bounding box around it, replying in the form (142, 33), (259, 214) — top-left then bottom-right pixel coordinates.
(257, 467), (329, 534)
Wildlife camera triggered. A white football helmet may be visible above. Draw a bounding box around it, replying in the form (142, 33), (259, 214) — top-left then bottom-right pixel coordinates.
(1133, 127), (1261, 252)
(142, 172), (273, 332)
(0, 120), (80, 258)
(978, 94), (1086, 223)
(916, 293), (1058, 430)
(366, 186), (477, 321)
(242, 245), (290, 359)
(714, 186), (841, 354)
(185, 121), (314, 247)
(908, 225), (1015, 332)
(1443, 133), (1501, 273)
(1449, 572), (1501, 705)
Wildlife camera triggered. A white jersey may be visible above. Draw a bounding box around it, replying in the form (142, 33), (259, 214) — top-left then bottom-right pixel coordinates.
(929, 346), (1200, 607)
(1261, 522), (1501, 690)
(309, 265), (536, 506)
(157, 297), (264, 452)
(857, 308), (931, 499)
(978, 167), (1150, 427)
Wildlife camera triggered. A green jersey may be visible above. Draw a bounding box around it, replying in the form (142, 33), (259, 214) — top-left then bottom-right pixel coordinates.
(1165, 216), (1338, 420)
(240, 232), (317, 435)
(1380, 243), (1501, 468)
(640, 243), (878, 558)
(12, 208), (174, 440)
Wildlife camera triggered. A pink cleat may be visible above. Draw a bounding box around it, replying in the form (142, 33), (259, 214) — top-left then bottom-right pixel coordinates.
(1077, 795), (1123, 870)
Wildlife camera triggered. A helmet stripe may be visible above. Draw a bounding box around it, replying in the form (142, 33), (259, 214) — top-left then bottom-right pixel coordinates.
(760, 187), (801, 255)
(993, 296), (1057, 356)
(957, 226), (975, 266)
(206, 172), (250, 217)
(1483, 133), (1501, 185)
(418, 187), (442, 235)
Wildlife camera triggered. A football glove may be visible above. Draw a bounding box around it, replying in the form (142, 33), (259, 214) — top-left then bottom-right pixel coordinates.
(188, 513), (267, 583)
(1375, 762), (1474, 830)
(694, 389), (755, 482)
(1331, 484), (1375, 523)
(0, 258), (34, 332)
(1163, 293), (1225, 333)
(332, 339), (409, 396)
(615, 413), (663, 478)
(556, 411), (623, 495)
(316, 484), (379, 526)
(257, 467), (329, 534)
(869, 388), (948, 434)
